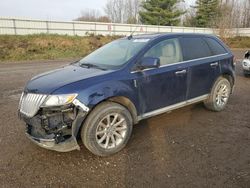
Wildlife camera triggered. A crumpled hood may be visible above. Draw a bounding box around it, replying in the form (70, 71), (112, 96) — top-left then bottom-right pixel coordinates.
(25, 65), (112, 94)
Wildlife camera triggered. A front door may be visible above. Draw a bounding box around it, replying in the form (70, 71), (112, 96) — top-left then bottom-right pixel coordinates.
(134, 38), (188, 115)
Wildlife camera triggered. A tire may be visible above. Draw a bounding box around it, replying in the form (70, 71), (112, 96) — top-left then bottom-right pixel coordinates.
(204, 77), (231, 112)
(81, 101), (133, 156)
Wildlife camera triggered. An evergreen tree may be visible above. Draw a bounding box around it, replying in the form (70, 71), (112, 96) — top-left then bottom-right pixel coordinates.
(139, 0), (184, 26)
(194, 0), (219, 27)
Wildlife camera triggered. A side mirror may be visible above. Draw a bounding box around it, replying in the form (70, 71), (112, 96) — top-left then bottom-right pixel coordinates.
(137, 57), (160, 70)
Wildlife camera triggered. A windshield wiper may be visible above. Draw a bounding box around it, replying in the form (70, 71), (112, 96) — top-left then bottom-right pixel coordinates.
(79, 63), (107, 70)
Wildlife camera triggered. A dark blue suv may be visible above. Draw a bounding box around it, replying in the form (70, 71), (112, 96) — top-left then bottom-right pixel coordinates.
(19, 33), (235, 156)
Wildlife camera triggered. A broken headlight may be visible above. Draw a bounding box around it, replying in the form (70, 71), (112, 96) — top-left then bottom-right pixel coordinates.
(42, 94), (78, 107)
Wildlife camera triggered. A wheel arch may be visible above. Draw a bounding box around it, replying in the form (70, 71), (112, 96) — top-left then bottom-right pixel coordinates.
(210, 73), (234, 94)
(221, 73), (235, 94)
(78, 95), (138, 137)
(107, 96), (138, 124)
(222, 73), (234, 87)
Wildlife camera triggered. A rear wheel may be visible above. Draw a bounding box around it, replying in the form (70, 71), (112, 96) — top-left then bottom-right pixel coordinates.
(204, 77), (231, 112)
(81, 102), (133, 156)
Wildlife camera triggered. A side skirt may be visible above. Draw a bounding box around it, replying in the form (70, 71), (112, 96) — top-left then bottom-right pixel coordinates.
(137, 94), (209, 121)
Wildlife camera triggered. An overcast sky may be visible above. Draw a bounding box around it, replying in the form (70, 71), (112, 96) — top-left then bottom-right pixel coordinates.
(0, 0), (196, 21)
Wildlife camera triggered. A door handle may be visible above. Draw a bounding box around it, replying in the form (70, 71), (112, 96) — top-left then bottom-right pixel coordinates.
(175, 70), (187, 75)
(210, 62), (219, 67)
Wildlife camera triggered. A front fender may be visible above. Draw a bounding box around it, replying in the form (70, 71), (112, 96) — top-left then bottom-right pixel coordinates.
(74, 80), (138, 137)
(77, 80), (138, 110)
(53, 78), (138, 112)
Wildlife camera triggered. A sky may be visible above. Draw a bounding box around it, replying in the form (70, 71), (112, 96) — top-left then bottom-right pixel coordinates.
(0, 0), (196, 21)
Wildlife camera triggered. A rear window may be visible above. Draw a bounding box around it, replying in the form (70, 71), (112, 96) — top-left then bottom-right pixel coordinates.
(205, 37), (227, 55)
(180, 37), (213, 61)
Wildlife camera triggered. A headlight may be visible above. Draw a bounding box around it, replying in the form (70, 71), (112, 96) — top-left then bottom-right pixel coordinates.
(243, 60), (250, 66)
(42, 94), (78, 107)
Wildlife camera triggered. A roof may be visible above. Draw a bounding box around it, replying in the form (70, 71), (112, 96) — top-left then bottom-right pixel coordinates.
(131, 33), (216, 40)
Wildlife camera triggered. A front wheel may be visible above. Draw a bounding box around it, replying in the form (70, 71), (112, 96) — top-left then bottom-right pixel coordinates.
(81, 102), (133, 156)
(204, 77), (231, 112)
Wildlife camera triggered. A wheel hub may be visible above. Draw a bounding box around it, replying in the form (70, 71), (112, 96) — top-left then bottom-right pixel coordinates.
(95, 113), (128, 149)
(215, 83), (229, 107)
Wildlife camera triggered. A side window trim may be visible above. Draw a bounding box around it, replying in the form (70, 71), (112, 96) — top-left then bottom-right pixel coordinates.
(130, 53), (228, 73)
(160, 52), (228, 67)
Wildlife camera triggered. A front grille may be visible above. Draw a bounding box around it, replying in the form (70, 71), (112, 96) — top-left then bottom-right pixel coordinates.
(19, 93), (47, 117)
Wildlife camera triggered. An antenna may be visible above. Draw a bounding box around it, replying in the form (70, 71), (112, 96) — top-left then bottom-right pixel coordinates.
(128, 24), (140, 40)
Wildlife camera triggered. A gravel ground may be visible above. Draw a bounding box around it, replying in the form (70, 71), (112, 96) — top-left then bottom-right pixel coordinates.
(0, 50), (249, 188)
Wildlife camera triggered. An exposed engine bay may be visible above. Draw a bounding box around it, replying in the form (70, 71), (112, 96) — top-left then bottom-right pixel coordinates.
(19, 102), (88, 152)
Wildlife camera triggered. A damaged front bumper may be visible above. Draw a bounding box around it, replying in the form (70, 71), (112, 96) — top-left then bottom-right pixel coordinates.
(19, 99), (89, 152)
(25, 132), (79, 152)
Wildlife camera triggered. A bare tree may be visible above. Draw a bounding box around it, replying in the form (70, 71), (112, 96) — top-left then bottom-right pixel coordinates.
(74, 9), (111, 23)
(218, 0), (250, 28)
(104, 0), (142, 24)
(125, 0), (141, 24)
(105, 0), (124, 23)
(242, 0), (250, 27)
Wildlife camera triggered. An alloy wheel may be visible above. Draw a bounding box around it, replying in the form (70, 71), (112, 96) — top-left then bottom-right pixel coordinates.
(215, 83), (230, 107)
(95, 113), (128, 149)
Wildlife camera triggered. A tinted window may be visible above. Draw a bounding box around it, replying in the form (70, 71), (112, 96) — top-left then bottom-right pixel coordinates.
(144, 38), (183, 66)
(181, 37), (212, 61)
(205, 37), (227, 55)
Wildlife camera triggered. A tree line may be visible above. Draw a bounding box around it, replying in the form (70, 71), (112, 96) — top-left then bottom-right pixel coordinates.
(75, 0), (250, 28)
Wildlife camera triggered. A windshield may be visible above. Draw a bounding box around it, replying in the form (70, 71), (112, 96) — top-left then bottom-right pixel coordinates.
(79, 38), (150, 69)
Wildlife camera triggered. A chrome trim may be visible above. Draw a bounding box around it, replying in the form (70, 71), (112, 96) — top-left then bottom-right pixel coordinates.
(131, 53), (228, 74)
(18, 92), (24, 110)
(210, 62), (219, 67)
(131, 67), (156, 73)
(19, 93), (47, 117)
(138, 94), (209, 121)
(175, 69), (187, 75)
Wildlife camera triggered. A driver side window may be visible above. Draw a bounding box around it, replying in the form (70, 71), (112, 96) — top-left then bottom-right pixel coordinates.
(144, 38), (183, 66)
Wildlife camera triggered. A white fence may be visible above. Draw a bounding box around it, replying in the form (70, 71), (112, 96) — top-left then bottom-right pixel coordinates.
(1, 17), (250, 37)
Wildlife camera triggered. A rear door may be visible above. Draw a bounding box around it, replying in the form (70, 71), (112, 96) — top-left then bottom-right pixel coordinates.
(180, 37), (222, 99)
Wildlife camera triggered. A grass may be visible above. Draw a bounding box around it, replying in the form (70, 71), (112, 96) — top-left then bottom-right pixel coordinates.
(0, 34), (120, 62)
(0, 34), (249, 62)
(224, 36), (250, 49)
